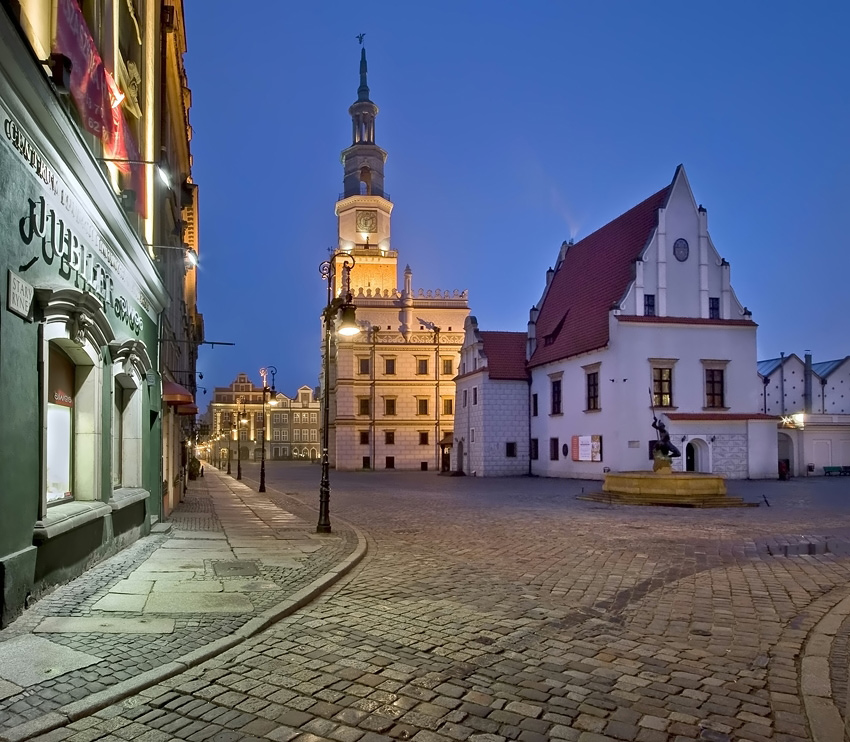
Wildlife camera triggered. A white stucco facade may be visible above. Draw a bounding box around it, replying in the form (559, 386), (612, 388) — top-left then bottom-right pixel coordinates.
(467, 166), (779, 480)
(760, 355), (850, 476)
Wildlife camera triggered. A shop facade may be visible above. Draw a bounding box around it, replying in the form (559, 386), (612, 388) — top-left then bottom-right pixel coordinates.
(0, 8), (168, 626)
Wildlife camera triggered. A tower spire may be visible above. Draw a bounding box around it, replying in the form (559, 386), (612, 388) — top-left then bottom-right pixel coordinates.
(357, 46), (371, 103)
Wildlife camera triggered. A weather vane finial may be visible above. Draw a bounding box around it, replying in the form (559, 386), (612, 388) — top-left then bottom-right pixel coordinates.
(356, 33), (365, 45)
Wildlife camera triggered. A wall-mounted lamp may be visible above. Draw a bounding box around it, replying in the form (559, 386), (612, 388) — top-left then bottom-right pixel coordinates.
(98, 157), (171, 187)
(119, 189), (137, 212)
(710, 436), (716, 443)
(39, 53), (72, 94)
(145, 244), (198, 268)
(681, 435), (688, 442)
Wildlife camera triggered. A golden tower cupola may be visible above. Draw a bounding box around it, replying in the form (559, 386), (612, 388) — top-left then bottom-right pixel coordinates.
(334, 42), (396, 296)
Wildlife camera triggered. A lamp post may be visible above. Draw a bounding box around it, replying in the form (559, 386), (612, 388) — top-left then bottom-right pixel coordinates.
(237, 397), (247, 480)
(226, 423), (232, 476)
(258, 366), (278, 493)
(318, 253), (360, 534)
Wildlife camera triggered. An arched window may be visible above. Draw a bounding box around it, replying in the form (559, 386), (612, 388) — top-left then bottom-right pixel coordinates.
(359, 166), (371, 195)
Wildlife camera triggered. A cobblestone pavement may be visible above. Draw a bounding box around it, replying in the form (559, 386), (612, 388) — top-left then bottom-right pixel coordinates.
(6, 465), (850, 742)
(0, 467), (361, 739)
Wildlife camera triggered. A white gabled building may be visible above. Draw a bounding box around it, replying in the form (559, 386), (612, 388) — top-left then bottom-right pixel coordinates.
(461, 165), (779, 480)
(759, 354), (850, 475)
(453, 318), (529, 476)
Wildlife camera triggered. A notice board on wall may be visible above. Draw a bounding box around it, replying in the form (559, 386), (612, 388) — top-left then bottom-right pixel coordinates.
(571, 435), (602, 462)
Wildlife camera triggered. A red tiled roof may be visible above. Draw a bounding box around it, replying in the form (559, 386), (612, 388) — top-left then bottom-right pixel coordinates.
(665, 413), (777, 421)
(480, 331), (528, 380)
(528, 183), (671, 368)
(617, 316), (757, 327)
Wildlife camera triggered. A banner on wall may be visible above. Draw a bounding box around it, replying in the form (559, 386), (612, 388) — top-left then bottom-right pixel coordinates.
(571, 435), (603, 462)
(54, 0), (146, 215)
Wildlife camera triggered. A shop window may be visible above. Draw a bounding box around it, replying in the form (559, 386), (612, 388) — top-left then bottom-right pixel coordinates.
(112, 370), (142, 489)
(47, 345), (75, 503)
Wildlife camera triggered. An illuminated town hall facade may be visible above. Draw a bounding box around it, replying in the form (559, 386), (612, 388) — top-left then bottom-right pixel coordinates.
(323, 47), (469, 471)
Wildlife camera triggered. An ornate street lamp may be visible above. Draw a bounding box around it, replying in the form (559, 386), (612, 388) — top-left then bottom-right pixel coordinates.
(318, 252), (360, 534)
(237, 397), (248, 480)
(226, 422), (232, 475)
(259, 366), (278, 493)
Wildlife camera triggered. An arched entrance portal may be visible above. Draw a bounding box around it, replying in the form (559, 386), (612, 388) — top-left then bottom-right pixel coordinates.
(685, 439), (711, 473)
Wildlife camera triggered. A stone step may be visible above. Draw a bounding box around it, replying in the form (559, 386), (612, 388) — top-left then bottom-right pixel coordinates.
(577, 493), (756, 508)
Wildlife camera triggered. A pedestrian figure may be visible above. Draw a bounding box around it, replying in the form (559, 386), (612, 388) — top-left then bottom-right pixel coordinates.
(200, 465), (204, 478)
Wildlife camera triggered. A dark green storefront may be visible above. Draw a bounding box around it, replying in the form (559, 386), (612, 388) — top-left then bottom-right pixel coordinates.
(0, 16), (168, 626)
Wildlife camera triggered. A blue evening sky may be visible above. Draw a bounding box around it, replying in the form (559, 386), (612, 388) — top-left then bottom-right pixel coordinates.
(184, 1), (849, 404)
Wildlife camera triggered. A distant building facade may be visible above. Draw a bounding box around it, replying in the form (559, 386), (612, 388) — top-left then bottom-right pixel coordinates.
(210, 374), (319, 463)
(323, 47), (469, 472)
(759, 354), (850, 476)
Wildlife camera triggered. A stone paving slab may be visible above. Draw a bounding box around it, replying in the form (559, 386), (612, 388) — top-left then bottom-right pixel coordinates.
(0, 636), (100, 687)
(142, 592), (254, 613)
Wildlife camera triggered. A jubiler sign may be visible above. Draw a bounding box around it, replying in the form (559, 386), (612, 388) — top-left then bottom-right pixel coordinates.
(18, 195), (143, 335)
(2, 104), (152, 336)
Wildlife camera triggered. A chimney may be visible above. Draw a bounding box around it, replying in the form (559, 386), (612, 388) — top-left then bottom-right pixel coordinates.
(804, 351), (813, 414)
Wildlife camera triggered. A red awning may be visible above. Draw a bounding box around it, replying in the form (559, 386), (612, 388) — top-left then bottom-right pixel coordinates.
(176, 404), (198, 416)
(162, 381), (193, 405)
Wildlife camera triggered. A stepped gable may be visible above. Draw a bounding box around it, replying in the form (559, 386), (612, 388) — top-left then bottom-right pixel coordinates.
(479, 331), (528, 380)
(529, 183), (671, 368)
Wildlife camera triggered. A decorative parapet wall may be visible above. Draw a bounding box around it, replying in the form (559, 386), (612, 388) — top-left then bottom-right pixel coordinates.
(352, 287), (468, 300)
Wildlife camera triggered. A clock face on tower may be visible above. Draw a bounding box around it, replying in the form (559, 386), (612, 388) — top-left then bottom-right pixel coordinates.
(355, 209), (378, 234)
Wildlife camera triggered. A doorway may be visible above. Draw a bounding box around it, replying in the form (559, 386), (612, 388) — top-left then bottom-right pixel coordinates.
(685, 438), (710, 473)
(778, 432), (794, 477)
